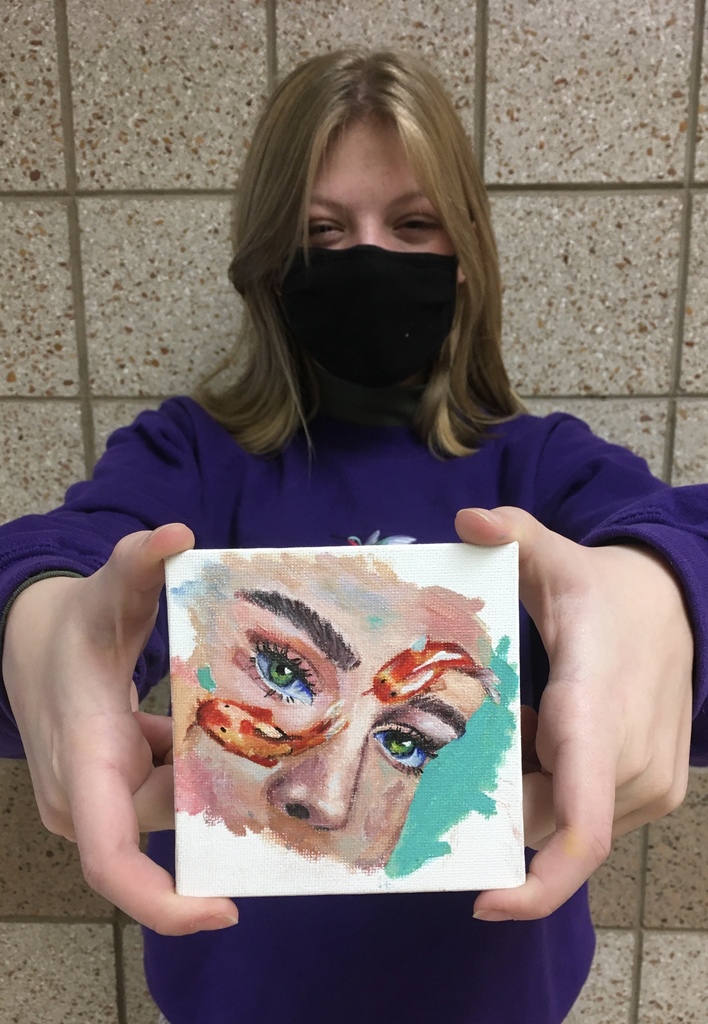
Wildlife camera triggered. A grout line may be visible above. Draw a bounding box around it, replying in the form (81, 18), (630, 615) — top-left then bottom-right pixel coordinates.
(267, 0), (278, 89)
(54, 0), (95, 474)
(628, 825), (650, 1024)
(474, 0), (488, 172)
(663, 0), (705, 483)
(9, 183), (708, 202)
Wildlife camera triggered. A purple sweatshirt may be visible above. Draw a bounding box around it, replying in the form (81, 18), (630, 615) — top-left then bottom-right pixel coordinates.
(1, 396), (707, 1024)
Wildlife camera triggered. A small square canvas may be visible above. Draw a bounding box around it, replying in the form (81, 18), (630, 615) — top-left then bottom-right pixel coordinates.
(165, 543), (524, 897)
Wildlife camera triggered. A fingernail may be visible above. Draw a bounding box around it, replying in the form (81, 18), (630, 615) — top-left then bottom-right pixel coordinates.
(459, 508), (502, 526)
(473, 909), (513, 922)
(200, 914), (239, 931)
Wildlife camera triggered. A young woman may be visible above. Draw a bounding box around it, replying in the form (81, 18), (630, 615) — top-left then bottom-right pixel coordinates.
(1, 49), (705, 1024)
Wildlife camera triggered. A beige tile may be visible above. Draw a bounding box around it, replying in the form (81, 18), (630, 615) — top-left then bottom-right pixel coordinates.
(694, 16), (708, 182)
(0, 760), (112, 917)
(493, 193), (681, 396)
(0, 202), (78, 397)
(276, 0), (477, 135)
(79, 197), (243, 397)
(526, 398), (668, 477)
(571, 929), (635, 1024)
(681, 193), (708, 392)
(0, 1), (65, 190)
(486, 0), (691, 184)
(644, 769), (708, 929)
(0, 400), (85, 523)
(92, 399), (162, 460)
(0, 922), (118, 1023)
(638, 931), (708, 1023)
(672, 400), (708, 485)
(588, 830), (643, 929)
(122, 923), (159, 1024)
(67, 0), (267, 190)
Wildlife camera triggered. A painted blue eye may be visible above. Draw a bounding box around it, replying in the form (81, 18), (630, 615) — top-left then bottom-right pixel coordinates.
(374, 728), (432, 771)
(253, 644), (315, 705)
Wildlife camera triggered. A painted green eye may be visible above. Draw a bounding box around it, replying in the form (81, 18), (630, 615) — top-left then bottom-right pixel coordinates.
(252, 642), (315, 705)
(374, 728), (432, 771)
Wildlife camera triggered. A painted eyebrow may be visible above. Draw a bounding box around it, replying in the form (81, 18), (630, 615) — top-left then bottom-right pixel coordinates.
(237, 590), (361, 671)
(404, 695), (469, 738)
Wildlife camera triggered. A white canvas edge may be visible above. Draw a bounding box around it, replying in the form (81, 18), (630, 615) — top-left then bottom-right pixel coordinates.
(165, 543), (524, 897)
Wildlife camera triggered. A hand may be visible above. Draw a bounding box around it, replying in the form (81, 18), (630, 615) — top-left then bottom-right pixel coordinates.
(455, 506), (693, 921)
(2, 524), (239, 935)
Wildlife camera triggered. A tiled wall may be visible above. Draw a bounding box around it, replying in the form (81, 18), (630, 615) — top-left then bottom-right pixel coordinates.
(1, 1), (707, 1021)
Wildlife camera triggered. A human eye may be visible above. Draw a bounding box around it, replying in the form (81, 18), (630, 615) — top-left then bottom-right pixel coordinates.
(373, 726), (438, 775)
(307, 220), (339, 241)
(251, 640), (316, 706)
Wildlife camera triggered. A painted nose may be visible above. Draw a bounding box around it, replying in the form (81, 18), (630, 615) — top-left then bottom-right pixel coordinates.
(266, 731), (364, 831)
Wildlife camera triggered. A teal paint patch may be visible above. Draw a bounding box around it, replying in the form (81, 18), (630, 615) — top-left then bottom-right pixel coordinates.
(384, 637), (518, 878)
(196, 665), (217, 693)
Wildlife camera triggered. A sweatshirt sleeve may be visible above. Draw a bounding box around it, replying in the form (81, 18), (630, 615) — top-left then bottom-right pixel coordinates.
(530, 414), (708, 765)
(0, 397), (243, 756)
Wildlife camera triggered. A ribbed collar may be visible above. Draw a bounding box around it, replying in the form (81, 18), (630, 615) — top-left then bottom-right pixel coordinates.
(314, 365), (424, 427)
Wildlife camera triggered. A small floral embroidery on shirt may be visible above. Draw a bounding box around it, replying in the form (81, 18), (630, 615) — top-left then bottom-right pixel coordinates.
(344, 529), (417, 546)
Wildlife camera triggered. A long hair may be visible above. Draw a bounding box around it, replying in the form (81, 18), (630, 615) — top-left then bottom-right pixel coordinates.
(197, 49), (523, 457)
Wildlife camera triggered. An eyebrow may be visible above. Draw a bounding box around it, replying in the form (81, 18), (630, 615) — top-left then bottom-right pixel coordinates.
(237, 590), (361, 671)
(404, 695), (469, 738)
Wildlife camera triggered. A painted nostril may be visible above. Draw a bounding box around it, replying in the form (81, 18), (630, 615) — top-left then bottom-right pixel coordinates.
(285, 803), (310, 820)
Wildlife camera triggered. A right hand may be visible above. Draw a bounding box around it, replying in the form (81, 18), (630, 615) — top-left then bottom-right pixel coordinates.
(1, 523), (240, 935)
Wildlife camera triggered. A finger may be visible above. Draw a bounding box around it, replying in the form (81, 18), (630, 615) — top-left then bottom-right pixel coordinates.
(522, 770), (555, 849)
(135, 711), (174, 763)
(475, 735), (615, 920)
(520, 706), (541, 773)
(83, 524), (195, 648)
(132, 765), (176, 832)
(70, 757), (237, 935)
(455, 507), (582, 640)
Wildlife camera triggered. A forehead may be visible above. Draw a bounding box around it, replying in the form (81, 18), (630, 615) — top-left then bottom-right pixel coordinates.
(312, 117), (424, 201)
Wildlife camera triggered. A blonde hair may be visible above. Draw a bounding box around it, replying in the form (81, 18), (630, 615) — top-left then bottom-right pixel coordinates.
(197, 49), (522, 457)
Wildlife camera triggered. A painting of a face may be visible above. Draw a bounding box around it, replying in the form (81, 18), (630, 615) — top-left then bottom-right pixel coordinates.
(170, 550), (499, 873)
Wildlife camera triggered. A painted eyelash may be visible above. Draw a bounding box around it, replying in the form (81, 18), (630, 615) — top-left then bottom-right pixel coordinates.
(376, 724), (440, 776)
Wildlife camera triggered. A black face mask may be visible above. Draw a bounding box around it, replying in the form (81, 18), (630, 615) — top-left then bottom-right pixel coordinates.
(280, 245), (459, 388)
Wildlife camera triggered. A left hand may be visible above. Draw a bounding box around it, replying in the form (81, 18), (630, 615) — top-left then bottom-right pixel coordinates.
(455, 506), (693, 922)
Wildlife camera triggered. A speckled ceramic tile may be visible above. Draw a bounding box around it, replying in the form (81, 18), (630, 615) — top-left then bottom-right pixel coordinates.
(643, 770), (708, 928)
(92, 399), (161, 460)
(526, 398), (668, 477)
(80, 197), (244, 396)
(0, 400), (84, 523)
(122, 924), (159, 1024)
(0, 202), (79, 397)
(681, 193), (708, 392)
(571, 929), (635, 1023)
(587, 829), (643, 929)
(492, 193), (681, 396)
(0, 922), (118, 1023)
(0, 1), (65, 190)
(638, 931), (708, 1023)
(0, 760), (112, 917)
(276, 0), (477, 135)
(67, 0), (267, 189)
(672, 400), (708, 485)
(694, 17), (708, 182)
(486, 0), (691, 184)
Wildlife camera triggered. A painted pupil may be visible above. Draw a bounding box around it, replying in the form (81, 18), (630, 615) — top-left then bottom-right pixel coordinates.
(385, 732), (416, 757)
(270, 660), (295, 685)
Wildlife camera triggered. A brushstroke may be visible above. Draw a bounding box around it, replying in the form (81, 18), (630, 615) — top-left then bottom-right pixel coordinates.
(383, 637), (518, 878)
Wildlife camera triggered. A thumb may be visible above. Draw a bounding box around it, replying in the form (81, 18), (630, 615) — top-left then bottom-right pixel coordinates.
(81, 523), (195, 654)
(454, 506), (582, 632)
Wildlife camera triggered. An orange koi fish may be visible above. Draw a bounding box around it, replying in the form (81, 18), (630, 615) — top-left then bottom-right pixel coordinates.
(196, 698), (345, 767)
(373, 638), (497, 703)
